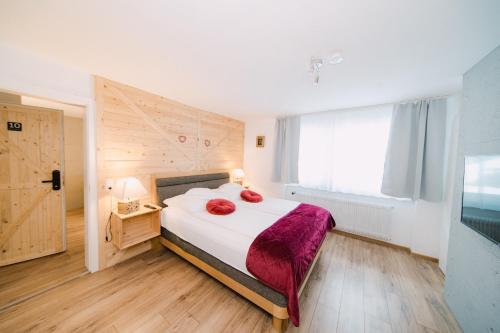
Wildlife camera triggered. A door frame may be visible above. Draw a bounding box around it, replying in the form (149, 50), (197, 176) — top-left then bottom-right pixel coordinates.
(0, 86), (99, 273)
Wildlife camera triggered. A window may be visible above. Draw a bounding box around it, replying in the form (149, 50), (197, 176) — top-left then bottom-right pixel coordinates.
(298, 105), (392, 197)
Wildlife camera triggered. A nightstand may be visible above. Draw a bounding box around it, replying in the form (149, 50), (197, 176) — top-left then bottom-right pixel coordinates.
(111, 204), (161, 249)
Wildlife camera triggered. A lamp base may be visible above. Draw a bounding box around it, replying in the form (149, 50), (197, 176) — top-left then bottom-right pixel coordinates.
(117, 199), (140, 215)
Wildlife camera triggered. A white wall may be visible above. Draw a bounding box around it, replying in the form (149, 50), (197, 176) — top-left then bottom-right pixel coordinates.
(243, 117), (284, 197)
(438, 95), (461, 272)
(244, 97), (461, 261)
(0, 43), (99, 272)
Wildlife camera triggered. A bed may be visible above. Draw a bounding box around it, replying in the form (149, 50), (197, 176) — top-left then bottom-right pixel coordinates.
(152, 172), (334, 332)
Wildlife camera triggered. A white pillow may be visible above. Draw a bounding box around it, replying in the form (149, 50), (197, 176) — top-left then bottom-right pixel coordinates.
(218, 182), (243, 194)
(164, 194), (208, 213)
(185, 187), (215, 198)
(162, 195), (183, 207)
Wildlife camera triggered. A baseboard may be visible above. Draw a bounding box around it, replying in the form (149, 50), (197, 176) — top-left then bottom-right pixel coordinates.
(332, 229), (439, 263)
(411, 251), (439, 263)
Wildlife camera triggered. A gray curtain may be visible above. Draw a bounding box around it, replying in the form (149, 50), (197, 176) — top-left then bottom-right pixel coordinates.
(272, 116), (301, 183)
(381, 99), (447, 201)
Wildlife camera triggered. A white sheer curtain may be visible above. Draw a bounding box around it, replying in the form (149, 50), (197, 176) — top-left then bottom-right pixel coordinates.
(298, 105), (392, 197)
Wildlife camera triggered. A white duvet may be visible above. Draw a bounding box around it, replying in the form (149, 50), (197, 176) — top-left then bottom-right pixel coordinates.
(161, 184), (299, 277)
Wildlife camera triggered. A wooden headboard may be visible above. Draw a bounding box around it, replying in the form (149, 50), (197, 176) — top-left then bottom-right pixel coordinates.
(152, 172), (230, 207)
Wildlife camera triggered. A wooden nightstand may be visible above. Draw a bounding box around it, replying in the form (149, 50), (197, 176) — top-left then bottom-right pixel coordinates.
(111, 204), (161, 249)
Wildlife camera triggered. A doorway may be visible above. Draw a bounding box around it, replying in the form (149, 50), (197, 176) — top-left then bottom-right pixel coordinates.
(0, 93), (87, 310)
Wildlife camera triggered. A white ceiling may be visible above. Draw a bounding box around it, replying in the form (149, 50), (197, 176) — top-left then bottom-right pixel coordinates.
(1, 0), (500, 119)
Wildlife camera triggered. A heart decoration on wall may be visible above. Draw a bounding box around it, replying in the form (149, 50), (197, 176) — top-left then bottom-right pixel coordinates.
(204, 139), (211, 147)
(178, 135), (187, 143)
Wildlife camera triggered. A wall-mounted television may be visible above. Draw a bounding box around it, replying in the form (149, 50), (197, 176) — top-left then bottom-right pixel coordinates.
(461, 155), (500, 245)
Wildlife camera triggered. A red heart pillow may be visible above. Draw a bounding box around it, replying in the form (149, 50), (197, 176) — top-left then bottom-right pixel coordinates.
(240, 190), (263, 203)
(206, 199), (236, 215)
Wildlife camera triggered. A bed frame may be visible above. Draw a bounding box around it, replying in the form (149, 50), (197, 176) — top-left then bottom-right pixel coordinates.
(152, 172), (325, 333)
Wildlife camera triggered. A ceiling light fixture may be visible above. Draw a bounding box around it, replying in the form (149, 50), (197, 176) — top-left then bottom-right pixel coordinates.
(309, 51), (343, 85)
(310, 57), (323, 85)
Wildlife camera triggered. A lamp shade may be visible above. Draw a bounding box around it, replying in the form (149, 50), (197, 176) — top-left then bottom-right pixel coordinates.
(232, 168), (245, 179)
(112, 177), (148, 200)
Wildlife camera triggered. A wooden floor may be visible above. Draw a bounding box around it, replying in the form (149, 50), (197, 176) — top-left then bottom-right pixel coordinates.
(0, 232), (462, 333)
(0, 209), (87, 310)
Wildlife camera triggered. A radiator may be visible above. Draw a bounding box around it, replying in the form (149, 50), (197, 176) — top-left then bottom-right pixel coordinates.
(287, 188), (393, 241)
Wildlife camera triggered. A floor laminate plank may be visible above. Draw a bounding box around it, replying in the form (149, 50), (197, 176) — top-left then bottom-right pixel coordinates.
(425, 291), (463, 333)
(128, 313), (172, 333)
(116, 312), (170, 333)
(317, 234), (347, 310)
(166, 312), (200, 333)
(112, 267), (203, 332)
(192, 292), (246, 333)
(221, 303), (267, 333)
(365, 312), (393, 333)
(159, 274), (218, 323)
(308, 303), (340, 333)
(336, 266), (365, 333)
(387, 291), (419, 333)
(363, 242), (391, 325)
(393, 250), (441, 332)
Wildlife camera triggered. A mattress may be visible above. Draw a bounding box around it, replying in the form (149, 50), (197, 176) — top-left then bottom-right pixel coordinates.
(160, 189), (299, 277)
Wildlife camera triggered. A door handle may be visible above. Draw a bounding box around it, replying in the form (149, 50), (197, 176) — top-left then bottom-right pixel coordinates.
(41, 170), (61, 191)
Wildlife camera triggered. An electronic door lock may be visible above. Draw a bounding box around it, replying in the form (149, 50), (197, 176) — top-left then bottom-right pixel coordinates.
(41, 170), (61, 190)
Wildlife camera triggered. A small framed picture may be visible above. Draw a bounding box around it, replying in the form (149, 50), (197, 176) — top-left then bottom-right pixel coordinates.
(256, 136), (265, 148)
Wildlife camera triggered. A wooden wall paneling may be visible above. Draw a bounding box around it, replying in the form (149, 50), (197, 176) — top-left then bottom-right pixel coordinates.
(94, 77), (244, 269)
(198, 111), (244, 171)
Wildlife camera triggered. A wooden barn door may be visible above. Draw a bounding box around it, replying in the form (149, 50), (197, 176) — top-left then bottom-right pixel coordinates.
(0, 103), (65, 267)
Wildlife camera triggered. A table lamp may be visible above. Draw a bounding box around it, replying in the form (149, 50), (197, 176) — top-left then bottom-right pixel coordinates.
(232, 168), (245, 185)
(113, 177), (148, 214)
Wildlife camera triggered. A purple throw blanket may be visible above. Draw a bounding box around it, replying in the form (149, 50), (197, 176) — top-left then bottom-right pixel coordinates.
(246, 203), (335, 326)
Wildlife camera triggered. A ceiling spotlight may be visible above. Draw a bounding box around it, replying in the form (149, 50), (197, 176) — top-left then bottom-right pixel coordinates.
(314, 73), (320, 85)
(310, 58), (323, 85)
